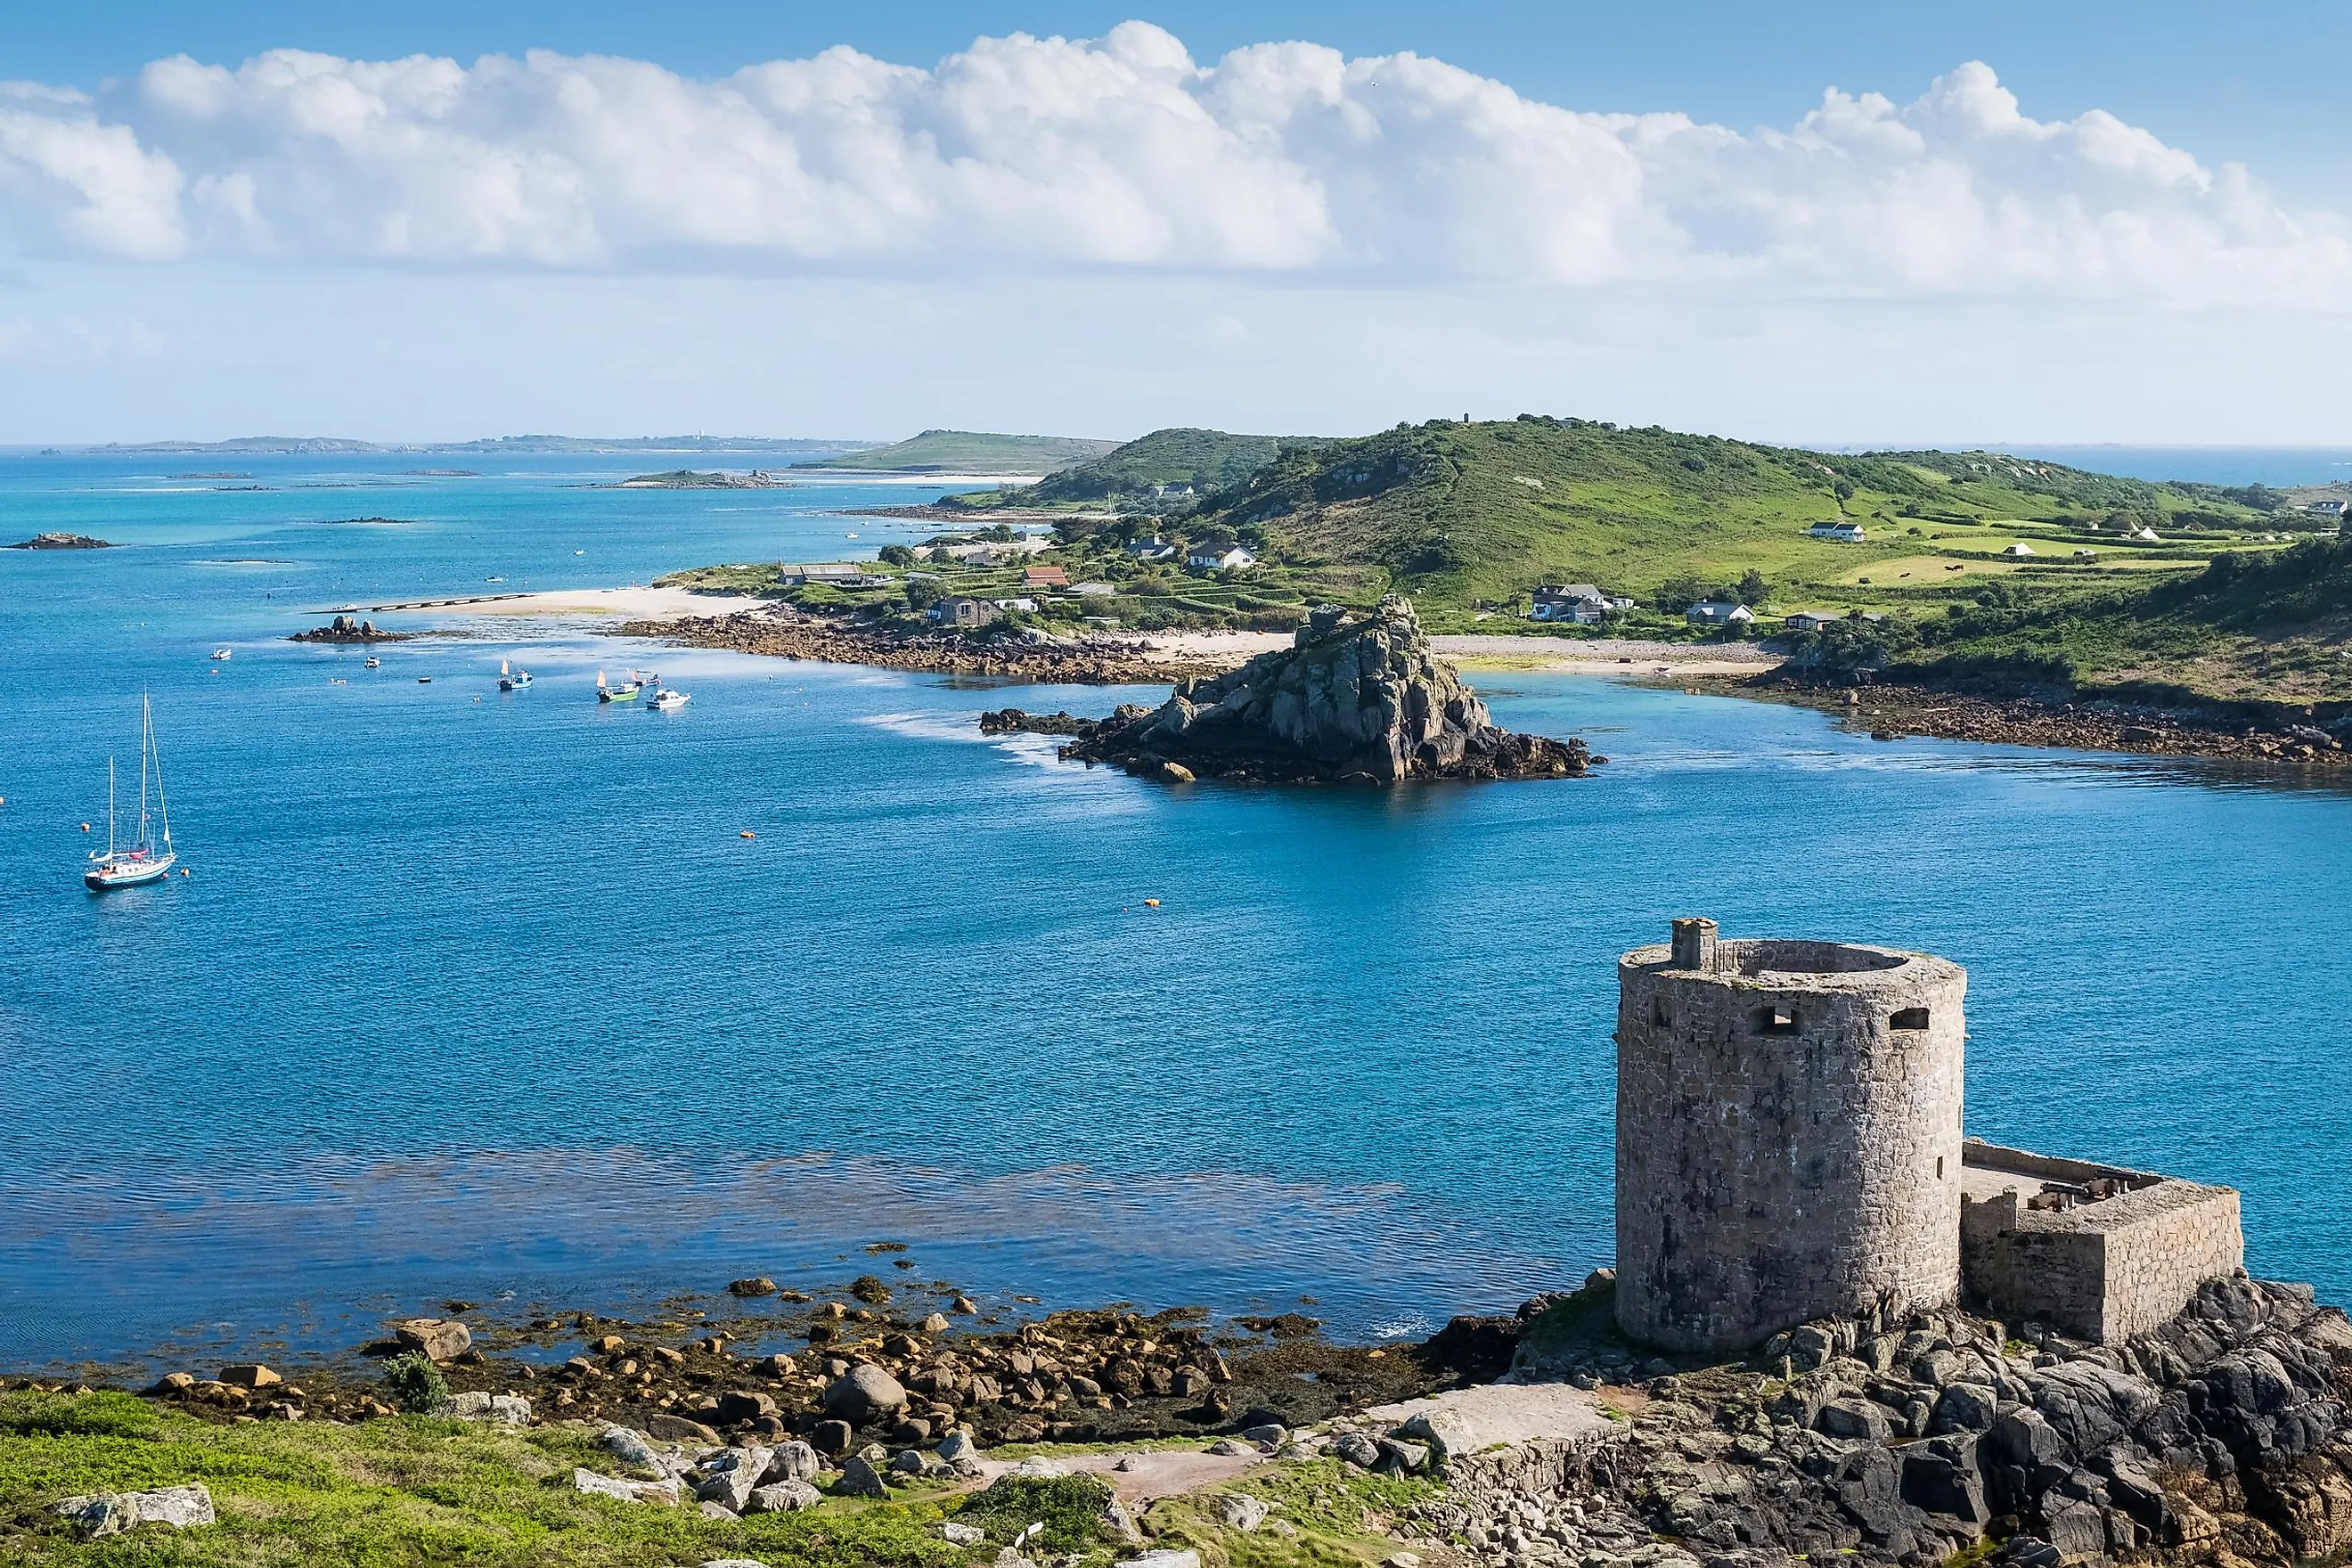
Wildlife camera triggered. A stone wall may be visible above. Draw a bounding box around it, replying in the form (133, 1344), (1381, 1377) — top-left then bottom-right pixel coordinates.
(1959, 1140), (2245, 1343)
(1614, 924), (1969, 1352)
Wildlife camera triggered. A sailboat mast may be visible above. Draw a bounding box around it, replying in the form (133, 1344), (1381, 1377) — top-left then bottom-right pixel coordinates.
(107, 755), (117, 859)
(138, 696), (152, 848)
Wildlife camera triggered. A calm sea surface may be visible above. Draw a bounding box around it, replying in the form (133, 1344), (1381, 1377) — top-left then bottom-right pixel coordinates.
(3, 453), (2348, 1372)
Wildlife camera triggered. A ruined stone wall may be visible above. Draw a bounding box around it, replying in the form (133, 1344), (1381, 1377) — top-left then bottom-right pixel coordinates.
(1614, 928), (1968, 1352)
(1959, 1144), (2245, 1343)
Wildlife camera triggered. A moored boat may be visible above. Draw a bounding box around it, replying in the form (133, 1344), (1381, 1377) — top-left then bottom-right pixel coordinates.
(85, 697), (177, 891)
(498, 658), (532, 691)
(597, 670), (641, 703)
(648, 686), (690, 711)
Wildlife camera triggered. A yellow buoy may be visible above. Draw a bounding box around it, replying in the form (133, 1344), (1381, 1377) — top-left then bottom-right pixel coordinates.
(739, 830), (755, 839)
(1143, 898), (1160, 907)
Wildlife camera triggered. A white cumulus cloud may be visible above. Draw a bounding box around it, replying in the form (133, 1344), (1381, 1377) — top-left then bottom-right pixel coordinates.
(0, 26), (2345, 308)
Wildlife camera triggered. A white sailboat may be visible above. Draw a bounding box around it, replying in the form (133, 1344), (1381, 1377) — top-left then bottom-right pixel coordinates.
(85, 696), (177, 891)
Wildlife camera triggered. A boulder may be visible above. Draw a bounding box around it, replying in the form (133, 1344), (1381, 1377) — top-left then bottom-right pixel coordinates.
(573, 1468), (682, 1506)
(696, 1446), (773, 1513)
(936, 1430), (977, 1463)
(764, 1440), (821, 1483)
(445, 1391), (531, 1424)
(728, 1277), (777, 1297)
(747, 1480), (822, 1513)
(52, 1484), (215, 1538)
(811, 1418), (854, 1456)
(2033, 1361), (2159, 1455)
(394, 1319), (473, 1361)
(600, 1425), (679, 1478)
(220, 1364), (282, 1389)
(837, 1450), (892, 1499)
(648, 1412), (723, 1444)
(824, 1363), (909, 1425)
(1900, 1438), (1989, 1525)
(1118, 1552), (1202, 1568)
(1331, 1431), (1382, 1468)
(716, 1390), (777, 1425)
(936, 1521), (986, 1545)
(1221, 1492), (1270, 1531)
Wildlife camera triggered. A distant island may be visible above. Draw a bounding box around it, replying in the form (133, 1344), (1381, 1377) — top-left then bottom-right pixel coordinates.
(608, 470), (789, 490)
(6, 532), (112, 549)
(793, 429), (1120, 476)
(78, 434), (874, 457)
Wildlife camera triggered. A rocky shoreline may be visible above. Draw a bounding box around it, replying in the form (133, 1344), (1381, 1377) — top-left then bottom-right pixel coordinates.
(617, 606), (1237, 683)
(6, 532), (112, 549)
(1686, 673), (2352, 768)
(18, 1264), (2352, 1568)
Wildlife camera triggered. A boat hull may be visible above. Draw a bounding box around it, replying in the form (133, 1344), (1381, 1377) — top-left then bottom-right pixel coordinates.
(86, 853), (176, 891)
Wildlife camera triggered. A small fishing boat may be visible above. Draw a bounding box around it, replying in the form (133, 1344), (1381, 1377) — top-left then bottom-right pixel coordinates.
(363, 657), (380, 668)
(648, 686), (690, 711)
(85, 696), (177, 891)
(498, 658), (532, 691)
(597, 670), (641, 703)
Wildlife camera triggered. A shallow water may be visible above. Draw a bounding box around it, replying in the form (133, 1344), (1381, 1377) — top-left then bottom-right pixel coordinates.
(3, 453), (2348, 1371)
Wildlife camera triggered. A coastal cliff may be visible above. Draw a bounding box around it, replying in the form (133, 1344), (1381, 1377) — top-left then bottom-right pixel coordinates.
(1055, 595), (1596, 781)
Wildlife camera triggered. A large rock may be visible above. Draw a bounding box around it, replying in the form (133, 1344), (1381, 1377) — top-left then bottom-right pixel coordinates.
(52, 1484), (215, 1538)
(393, 1319), (473, 1361)
(1062, 596), (1591, 783)
(823, 1363), (908, 1426)
(573, 1468), (682, 1506)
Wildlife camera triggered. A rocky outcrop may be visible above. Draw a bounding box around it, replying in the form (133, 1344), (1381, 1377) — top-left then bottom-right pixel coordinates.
(7, 532), (112, 549)
(291, 615), (412, 644)
(1059, 597), (1598, 783)
(1348, 1272), (2352, 1568)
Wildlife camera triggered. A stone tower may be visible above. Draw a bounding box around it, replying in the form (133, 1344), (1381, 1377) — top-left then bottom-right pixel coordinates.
(1614, 919), (1968, 1352)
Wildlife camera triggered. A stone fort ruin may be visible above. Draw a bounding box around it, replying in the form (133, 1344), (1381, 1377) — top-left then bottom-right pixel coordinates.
(1614, 918), (2243, 1352)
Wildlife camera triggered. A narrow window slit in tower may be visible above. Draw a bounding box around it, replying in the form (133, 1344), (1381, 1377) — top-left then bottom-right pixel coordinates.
(1937, 1156), (1946, 1179)
(1653, 999), (1669, 1026)
(1755, 1005), (1798, 1035)
(1891, 1007), (1930, 1031)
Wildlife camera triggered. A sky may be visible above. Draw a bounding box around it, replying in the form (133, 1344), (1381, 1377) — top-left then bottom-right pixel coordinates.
(3, 2), (2351, 445)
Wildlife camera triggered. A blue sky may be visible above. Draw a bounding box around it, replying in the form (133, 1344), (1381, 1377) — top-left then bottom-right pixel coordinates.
(4, 3), (2350, 443)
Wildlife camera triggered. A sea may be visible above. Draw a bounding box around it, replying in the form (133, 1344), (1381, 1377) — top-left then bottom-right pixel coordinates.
(3, 448), (2349, 1374)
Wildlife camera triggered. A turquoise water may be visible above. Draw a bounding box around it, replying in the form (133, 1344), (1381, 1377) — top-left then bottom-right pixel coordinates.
(3, 453), (2348, 1371)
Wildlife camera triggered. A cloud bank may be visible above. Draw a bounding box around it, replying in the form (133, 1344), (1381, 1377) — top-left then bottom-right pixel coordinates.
(3, 22), (2346, 306)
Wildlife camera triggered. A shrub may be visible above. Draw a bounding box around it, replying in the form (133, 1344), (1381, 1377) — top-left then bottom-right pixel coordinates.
(381, 1352), (448, 1414)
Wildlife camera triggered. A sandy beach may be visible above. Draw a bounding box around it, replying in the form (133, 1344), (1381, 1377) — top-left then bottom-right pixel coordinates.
(459, 585), (774, 620)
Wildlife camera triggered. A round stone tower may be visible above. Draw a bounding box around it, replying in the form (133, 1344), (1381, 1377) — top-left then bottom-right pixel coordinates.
(1614, 919), (1968, 1352)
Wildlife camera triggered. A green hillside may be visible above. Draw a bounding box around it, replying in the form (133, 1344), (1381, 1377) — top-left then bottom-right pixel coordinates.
(1185, 415), (2284, 609)
(945, 428), (1314, 509)
(793, 429), (1118, 475)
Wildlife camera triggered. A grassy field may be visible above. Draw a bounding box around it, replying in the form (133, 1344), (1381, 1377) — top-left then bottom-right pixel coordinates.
(0, 1391), (1426, 1568)
(940, 429), (1315, 511)
(792, 431), (1118, 476)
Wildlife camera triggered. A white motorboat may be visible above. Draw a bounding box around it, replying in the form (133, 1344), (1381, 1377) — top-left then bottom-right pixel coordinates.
(210, 648), (232, 661)
(85, 696), (177, 891)
(363, 657), (380, 668)
(648, 687), (690, 711)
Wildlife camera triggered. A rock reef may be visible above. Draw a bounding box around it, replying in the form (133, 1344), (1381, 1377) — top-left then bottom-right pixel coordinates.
(290, 615), (412, 644)
(1055, 595), (1597, 782)
(7, 532), (112, 549)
